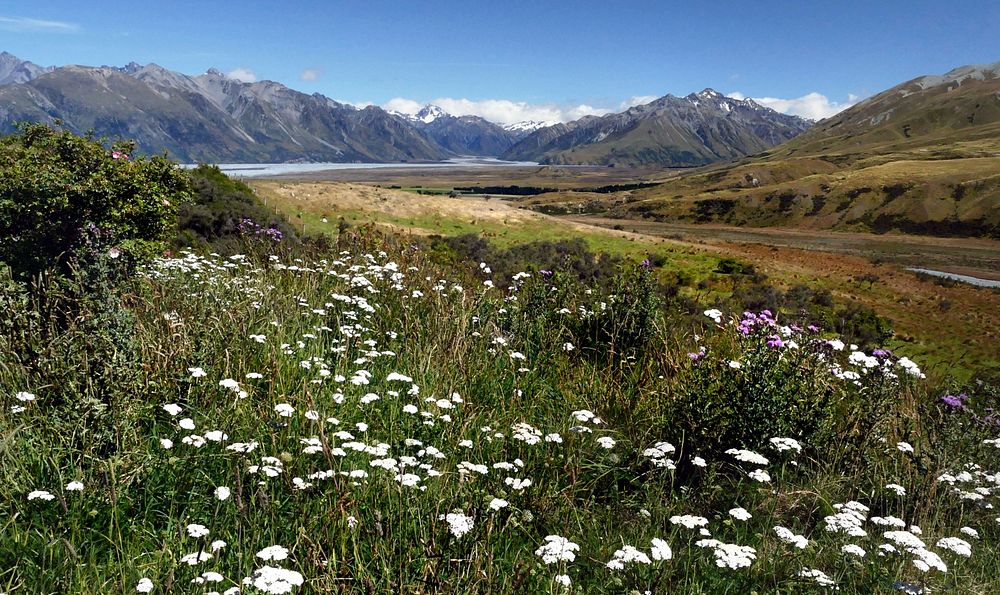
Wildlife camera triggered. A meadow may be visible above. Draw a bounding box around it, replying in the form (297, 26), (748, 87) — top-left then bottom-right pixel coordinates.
(1, 130), (999, 593)
(251, 180), (1000, 379)
(3, 225), (999, 593)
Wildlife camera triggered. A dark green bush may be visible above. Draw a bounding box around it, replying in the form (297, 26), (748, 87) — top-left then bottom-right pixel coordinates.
(0, 123), (192, 281)
(175, 164), (299, 252)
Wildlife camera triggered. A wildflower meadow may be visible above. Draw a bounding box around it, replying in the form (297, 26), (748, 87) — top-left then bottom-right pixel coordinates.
(1, 127), (998, 593)
(2, 231), (998, 593)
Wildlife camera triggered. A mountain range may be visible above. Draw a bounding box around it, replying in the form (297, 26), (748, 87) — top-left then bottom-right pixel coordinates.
(501, 89), (810, 167)
(0, 51), (810, 166)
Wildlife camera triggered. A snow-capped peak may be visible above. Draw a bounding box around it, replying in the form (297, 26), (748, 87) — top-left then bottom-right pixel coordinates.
(416, 104), (447, 123)
(697, 88), (722, 99)
(503, 120), (556, 133)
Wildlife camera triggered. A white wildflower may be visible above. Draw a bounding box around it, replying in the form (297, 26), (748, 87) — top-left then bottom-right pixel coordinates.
(535, 535), (580, 564)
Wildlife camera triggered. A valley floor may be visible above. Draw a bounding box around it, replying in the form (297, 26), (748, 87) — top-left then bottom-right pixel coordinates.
(566, 216), (1000, 281)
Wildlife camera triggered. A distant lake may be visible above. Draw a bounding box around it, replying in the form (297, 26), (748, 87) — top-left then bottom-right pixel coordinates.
(184, 157), (539, 178)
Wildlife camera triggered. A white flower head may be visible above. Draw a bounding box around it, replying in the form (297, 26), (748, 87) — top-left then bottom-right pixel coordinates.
(535, 535), (580, 564)
(596, 436), (616, 449)
(650, 538), (672, 561)
(256, 545), (290, 561)
(441, 511), (475, 539)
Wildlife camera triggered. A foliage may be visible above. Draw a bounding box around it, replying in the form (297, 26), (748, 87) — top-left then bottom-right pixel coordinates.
(0, 123), (192, 281)
(175, 164), (299, 253)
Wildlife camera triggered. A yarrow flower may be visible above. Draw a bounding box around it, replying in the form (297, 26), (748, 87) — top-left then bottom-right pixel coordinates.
(245, 565), (304, 594)
(769, 437), (802, 453)
(440, 511), (474, 539)
(256, 545), (290, 561)
(773, 526), (809, 549)
(704, 309), (723, 323)
(606, 545), (651, 570)
(670, 514), (709, 529)
(798, 568), (836, 587)
(650, 538), (672, 561)
(535, 535), (580, 564)
(842, 544), (866, 558)
(885, 483), (906, 496)
(696, 540), (757, 569)
(725, 448), (770, 466)
(936, 537), (972, 557)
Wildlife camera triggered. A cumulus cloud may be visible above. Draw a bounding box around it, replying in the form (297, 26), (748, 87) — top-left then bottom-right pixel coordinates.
(0, 15), (79, 32)
(381, 97), (610, 125)
(300, 68), (322, 81)
(726, 91), (859, 120)
(226, 67), (258, 83)
(620, 95), (659, 109)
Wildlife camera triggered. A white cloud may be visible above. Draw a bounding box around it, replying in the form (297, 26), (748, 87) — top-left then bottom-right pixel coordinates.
(383, 97), (424, 115)
(620, 95), (658, 109)
(339, 100), (373, 109)
(226, 67), (257, 83)
(300, 68), (322, 81)
(0, 16), (79, 32)
(381, 97), (610, 125)
(726, 91), (859, 120)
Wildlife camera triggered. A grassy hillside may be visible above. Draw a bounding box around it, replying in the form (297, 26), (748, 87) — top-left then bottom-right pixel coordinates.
(515, 63), (1000, 238)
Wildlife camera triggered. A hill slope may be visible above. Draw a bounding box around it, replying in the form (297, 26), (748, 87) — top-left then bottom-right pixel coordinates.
(502, 89), (811, 167)
(523, 62), (1000, 238)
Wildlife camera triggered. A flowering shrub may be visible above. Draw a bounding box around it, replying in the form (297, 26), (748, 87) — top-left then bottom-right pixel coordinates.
(176, 164), (299, 253)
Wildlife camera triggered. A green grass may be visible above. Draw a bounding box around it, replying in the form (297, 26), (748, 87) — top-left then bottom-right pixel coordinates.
(2, 230), (998, 593)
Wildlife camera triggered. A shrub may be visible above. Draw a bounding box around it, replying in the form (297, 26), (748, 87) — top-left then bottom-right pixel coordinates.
(175, 164), (298, 252)
(0, 123), (192, 281)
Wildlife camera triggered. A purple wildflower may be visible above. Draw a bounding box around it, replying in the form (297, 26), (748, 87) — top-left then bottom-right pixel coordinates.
(940, 394), (969, 409)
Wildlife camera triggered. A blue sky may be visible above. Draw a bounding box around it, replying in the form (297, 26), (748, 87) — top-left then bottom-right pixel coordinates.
(2, 1), (999, 123)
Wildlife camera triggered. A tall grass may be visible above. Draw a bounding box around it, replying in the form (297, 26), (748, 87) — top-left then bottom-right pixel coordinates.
(1, 229), (997, 593)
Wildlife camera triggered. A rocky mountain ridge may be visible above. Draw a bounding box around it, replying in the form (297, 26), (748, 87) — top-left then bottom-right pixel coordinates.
(501, 89), (812, 167)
